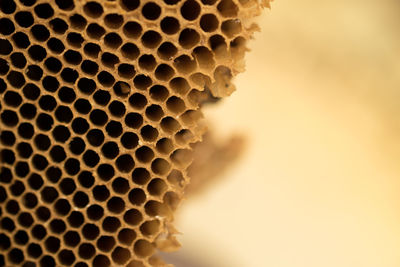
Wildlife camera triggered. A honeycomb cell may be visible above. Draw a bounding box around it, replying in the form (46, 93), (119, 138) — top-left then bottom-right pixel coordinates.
(34, 134), (51, 151)
(0, 131), (15, 146)
(58, 249), (76, 266)
(0, 39), (12, 55)
(10, 52), (27, 69)
(102, 216), (121, 232)
(86, 23), (106, 39)
(47, 37), (65, 54)
(166, 96), (186, 114)
(221, 19), (242, 38)
(105, 120), (123, 138)
(40, 256), (56, 267)
(121, 42), (140, 59)
(93, 185), (110, 202)
(0, 18), (15, 35)
(112, 246), (131, 264)
(15, 11), (34, 28)
(141, 125), (159, 141)
(38, 95), (57, 111)
(50, 219), (66, 234)
(0, 0), (16, 14)
(97, 235), (115, 252)
(28, 174), (44, 190)
(217, 0), (238, 17)
(0, 59), (9, 75)
(71, 118), (89, 135)
(68, 211), (85, 228)
(145, 104), (164, 121)
(116, 154), (135, 172)
(82, 224), (99, 240)
(93, 255), (111, 267)
(44, 57), (62, 73)
(55, 0), (74, 9)
(102, 52), (120, 68)
(63, 231), (81, 247)
(78, 243), (95, 259)
(97, 164), (115, 181)
(64, 49), (83, 65)
(160, 116), (181, 134)
(60, 178), (77, 195)
(58, 86), (77, 103)
(20, 103), (37, 119)
(138, 54), (157, 71)
(104, 32), (123, 49)
(134, 239), (154, 258)
(50, 18), (68, 34)
(64, 158), (80, 175)
(179, 28), (200, 49)
(84, 42), (101, 58)
(156, 138), (174, 154)
(83, 149), (100, 167)
(104, 13), (123, 28)
(15, 161), (30, 177)
(149, 84), (169, 102)
(174, 54), (197, 74)
(123, 21), (142, 39)
(70, 14), (87, 30)
(142, 30), (162, 48)
(14, 230), (29, 245)
(12, 32), (30, 48)
(30, 25), (50, 44)
(7, 71), (25, 88)
(44, 237), (60, 253)
(31, 224), (47, 240)
(67, 32), (84, 48)
(49, 145), (67, 163)
(1, 110), (19, 127)
(87, 204), (104, 220)
(27, 243), (42, 258)
(160, 17), (180, 35)
(1, 217), (15, 232)
(73, 191), (89, 208)
(4, 91), (23, 107)
(86, 129), (105, 147)
(97, 71), (115, 87)
(181, 0), (200, 21)
(131, 167), (150, 185)
(123, 208), (142, 225)
(1, 149), (15, 164)
(8, 248), (24, 264)
(140, 219), (160, 236)
(78, 171), (95, 188)
(83, 1), (103, 18)
(155, 64), (175, 81)
(157, 41), (177, 60)
(135, 146), (154, 163)
(61, 67), (79, 83)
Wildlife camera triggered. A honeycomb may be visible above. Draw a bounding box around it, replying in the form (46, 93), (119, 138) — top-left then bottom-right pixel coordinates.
(0, 0), (268, 266)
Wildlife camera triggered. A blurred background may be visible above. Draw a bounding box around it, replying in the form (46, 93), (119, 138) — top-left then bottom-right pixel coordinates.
(166, 0), (400, 266)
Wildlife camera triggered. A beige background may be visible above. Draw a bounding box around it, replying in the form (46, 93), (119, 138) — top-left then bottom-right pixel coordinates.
(167, 1), (400, 266)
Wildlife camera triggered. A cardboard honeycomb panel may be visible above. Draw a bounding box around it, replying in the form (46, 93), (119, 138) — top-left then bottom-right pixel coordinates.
(0, 0), (267, 266)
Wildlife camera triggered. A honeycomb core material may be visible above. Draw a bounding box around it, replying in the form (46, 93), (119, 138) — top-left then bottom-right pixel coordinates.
(0, 0), (268, 266)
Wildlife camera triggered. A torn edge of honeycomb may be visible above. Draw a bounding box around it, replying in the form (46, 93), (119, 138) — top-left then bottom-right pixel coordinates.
(0, 0), (269, 266)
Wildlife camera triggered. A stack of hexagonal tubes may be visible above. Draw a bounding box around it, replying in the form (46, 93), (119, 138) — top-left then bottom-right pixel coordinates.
(0, 0), (267, 266)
